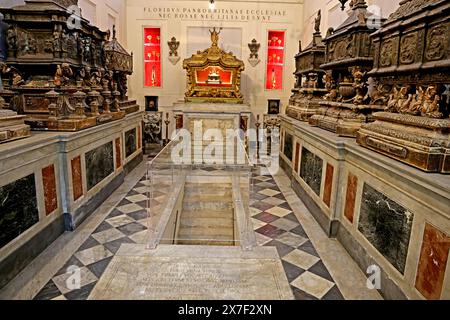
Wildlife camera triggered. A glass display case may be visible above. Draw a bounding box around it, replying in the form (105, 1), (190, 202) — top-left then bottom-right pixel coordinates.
(144, 27), (162, 87)
(265, 30), (285, 90)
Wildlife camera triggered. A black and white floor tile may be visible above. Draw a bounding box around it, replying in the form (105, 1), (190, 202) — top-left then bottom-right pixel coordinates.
(34, 166), (344, 300)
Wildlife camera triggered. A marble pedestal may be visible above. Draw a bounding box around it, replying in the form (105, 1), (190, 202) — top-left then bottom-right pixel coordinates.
(0, 109), (31, 143)
(280, 114), (450, 300)
(89, 244), (293, 300)
(174, 102), (252, 132)
(357, 112), (450, 174)
(309, 101), (384, 138)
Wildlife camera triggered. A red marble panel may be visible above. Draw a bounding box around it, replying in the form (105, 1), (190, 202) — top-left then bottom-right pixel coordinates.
(344, 173), (358, 223)
(71, 156), (83, 201)
(294, 142), (300, 173)
(115, 137), (122, 169)
(42, 164), (57, 215)
(415, 223), (450, 300)
(323, 163), (334, 208)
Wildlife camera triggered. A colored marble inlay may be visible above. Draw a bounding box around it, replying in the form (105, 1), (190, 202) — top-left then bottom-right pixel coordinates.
(344, 173), (357, 223)
(125, 128), (137, 158)
(283, 133), (293, 161)
(358, 184), (414, 275)
(115, 137), (122, 169)
(86, 142), (114, 191)
(299, 147), (323, 196)
(415, 223), (450, 300)
(71, 156), (83, 201)
(323, 164), (334, 208)
(42, 164), (58, 215)
(0, 174), (39, 249)
(294, 142), (300, 173)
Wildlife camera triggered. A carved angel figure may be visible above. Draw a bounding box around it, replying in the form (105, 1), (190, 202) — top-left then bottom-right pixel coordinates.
(406, 86), (424, 116)
(421, 85), (443, 118)
(386, 87), (400, 112)
(365, 81), (387, 105)
(397, 86), (413, 113)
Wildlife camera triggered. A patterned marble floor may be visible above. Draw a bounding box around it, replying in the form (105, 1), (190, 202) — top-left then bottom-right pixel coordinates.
(33, 164), (344, 300)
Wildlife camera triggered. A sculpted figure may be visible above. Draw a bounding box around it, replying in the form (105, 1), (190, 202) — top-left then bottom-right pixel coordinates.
(386, 87), (400, 112)
(407, 86), (424, 116)
(54, 63), (73, 87)
(397, 86), (413, 113)
(421, 85), (443, 118)
(6, 27), (17, 52)
(351, 67), (366, 105)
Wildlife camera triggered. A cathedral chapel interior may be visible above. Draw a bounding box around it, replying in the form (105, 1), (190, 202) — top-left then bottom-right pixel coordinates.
(0, 0), (449, 301)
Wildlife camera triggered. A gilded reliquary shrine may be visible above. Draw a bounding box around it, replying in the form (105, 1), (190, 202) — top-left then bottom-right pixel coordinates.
(183, 28), (245, 104)
(0, 0), (449, 303)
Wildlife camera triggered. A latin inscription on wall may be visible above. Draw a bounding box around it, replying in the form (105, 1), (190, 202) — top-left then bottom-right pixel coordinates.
(85, 142), (114, 191)
(358, 184), (414, 275)
(0, 174), (39, 249)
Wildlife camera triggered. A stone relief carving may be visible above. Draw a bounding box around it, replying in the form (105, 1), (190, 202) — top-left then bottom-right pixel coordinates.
(425, 25), (447, 61)
(400, 33), (417, 65)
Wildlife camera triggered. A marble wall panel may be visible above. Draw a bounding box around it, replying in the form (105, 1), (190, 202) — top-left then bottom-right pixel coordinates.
(125, 128), (137, 158)
(71, 156), (83, 201)
(344, 173), (358, 223)
(0, 174), (39, 249)
(323, 164), (334, 208)
(42, 164), (57, 215)
(283, 133), (293, 161)
(415, 223), (450, 300)
(358, 183), (414, 275)
(85, 142), (114, 191)
(299, 147), (323, 196)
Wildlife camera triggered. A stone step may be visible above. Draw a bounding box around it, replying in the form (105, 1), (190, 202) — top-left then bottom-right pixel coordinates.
(180, 216), (234, 229)
(182, 200), (233, 211)
(181, 209), (235, 219)
(183, 194), (233, 203)
(178, 225), (234, 238)
(176, 239), (235, 246)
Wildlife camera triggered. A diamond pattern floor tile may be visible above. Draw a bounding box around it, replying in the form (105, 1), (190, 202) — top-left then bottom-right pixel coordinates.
(33, 165), (344, 301)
